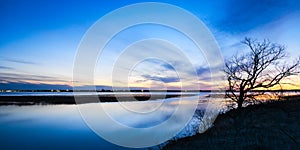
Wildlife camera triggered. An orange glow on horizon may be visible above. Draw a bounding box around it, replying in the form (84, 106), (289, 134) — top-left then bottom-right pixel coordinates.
(12, 74), (300, 90)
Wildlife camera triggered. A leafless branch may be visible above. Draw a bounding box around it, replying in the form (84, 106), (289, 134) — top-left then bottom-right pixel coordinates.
(225, 37), (300, 109)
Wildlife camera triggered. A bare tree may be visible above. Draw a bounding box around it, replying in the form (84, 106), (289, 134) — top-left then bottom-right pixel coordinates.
(225, 37), (300, 109)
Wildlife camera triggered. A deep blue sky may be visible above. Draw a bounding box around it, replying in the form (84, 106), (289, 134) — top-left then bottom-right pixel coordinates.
(1, 0), (300, 90)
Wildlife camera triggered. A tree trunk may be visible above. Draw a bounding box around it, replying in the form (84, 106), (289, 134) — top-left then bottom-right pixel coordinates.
(237, 91), (244, 109)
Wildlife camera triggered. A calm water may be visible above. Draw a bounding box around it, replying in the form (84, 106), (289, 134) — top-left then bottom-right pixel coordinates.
(0, 92), (220, 149)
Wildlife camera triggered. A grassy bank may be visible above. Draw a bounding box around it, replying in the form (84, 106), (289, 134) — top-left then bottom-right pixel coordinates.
(164, 97), (300, 149)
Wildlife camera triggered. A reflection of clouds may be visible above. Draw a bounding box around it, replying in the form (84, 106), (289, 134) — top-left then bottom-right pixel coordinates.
(104, 102), (175, 128)
(97, 96), (204, 128)
(0, 105), (86, 129)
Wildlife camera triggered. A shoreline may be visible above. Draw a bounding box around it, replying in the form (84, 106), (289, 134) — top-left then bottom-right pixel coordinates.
(164, 96), (300, 149)
(0, 94), (196, 106)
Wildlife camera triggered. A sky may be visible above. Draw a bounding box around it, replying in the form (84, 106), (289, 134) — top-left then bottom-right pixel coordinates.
(1, 0), (300, 90)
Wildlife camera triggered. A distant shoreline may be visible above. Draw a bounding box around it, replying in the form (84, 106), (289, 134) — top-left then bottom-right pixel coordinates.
(1, 89), (300, 93)
(0, 93), (196, 106)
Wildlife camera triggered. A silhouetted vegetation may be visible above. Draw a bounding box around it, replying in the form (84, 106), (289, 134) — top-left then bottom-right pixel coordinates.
(164, 96), (300, 149)
(225, 37), (300, 109)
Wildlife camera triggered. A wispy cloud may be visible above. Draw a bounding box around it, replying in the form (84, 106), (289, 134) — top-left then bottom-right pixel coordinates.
(0, 72), (70, 84)
(0, 56), (38, 65)
(212, 0), (300, 33)
(142, 75), (179, 83)
(195, 66), (211, 76)
(2, 58), (37, 65)
(0, 81), (71, 90)
(0, 66), (14, 70)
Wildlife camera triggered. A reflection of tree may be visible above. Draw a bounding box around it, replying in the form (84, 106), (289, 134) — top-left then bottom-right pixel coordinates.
(225, 38), (300, 109)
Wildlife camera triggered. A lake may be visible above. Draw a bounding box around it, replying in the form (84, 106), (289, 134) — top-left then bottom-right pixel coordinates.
(0, 92), (224, 149)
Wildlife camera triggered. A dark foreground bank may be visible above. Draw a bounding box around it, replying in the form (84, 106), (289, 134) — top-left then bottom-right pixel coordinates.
(164, 96), (300, 150)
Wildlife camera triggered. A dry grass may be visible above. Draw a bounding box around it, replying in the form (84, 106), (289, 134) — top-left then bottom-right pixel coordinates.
(164, 97), (300, 150)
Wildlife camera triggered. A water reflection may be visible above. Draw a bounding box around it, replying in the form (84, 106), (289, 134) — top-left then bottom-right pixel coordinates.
(0, 94), (221, 149)
(0, 105), (133, 149)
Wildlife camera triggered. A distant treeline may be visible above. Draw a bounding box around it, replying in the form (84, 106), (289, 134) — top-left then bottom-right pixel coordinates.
(0, 93), (185, 105)
(1, 89), (300, 93)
